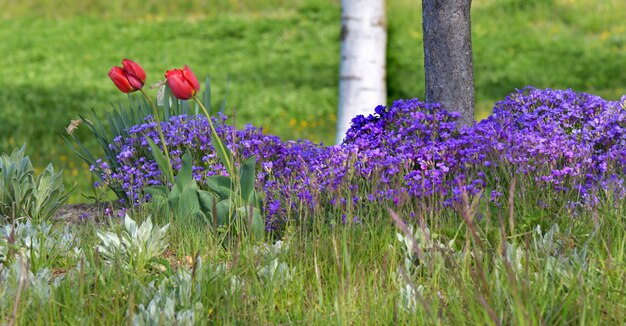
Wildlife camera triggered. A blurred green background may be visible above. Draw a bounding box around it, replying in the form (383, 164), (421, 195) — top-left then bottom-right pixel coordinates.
(1, 0), (625, 202)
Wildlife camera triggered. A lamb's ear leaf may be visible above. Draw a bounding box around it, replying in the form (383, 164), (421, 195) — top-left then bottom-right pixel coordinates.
(147, 257), (173, 275)
(146, 137), (174, 186)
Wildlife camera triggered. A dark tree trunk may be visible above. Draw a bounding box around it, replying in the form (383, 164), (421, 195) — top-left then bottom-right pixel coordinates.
(422, 0), (475, 127)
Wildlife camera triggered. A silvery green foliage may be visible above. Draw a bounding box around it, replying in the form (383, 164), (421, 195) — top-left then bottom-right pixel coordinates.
(133, 258), (207, 326)
(96, 214), (169, 272)
(394, 224), (455, 313)
(257, 258), (295, 284)
(0, 236), (6, 263)
(252, 240), (295, 284)
(398, 281), (424, 313)
(0, 221), (79, 309)
(495, 224), (591, 297)
(251, 239), (288, 257)
(531, 224), (590, 279)
(133, 293), (202, 326)
(0, 145), (70, 223)
(0, 221), (79, 270)
(0, 256), (58, 308)
(503, 241), (525, 273)
(227, 275), (245, 298)
(494, 241), (526, 297)
(395, 225), (454, 272)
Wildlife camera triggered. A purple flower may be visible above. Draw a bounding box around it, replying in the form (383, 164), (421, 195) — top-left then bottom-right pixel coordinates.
(93, 87), (626, 229)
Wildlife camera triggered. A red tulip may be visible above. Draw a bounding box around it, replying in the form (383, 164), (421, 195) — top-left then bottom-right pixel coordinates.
(165, 65), (200, 100)
(122, 59), (146, 89)
(108, 59), (146, 93)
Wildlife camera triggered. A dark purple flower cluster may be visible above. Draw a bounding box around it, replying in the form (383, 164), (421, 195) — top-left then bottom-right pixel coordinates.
(342, 88), (626, 208)
(94, 113), (285, 202)
(93, 88), (626, 228)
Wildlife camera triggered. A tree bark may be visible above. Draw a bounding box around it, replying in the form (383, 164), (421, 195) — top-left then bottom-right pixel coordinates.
(336, 0), (387, 144)
(422, 0), (475, 127)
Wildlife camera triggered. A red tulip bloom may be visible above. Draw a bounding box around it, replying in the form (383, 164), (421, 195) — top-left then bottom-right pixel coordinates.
(108, 59), (146, 93)
(165, 65), (200, 100)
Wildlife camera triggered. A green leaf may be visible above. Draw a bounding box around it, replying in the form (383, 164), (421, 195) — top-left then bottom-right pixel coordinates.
(175, 151), (194, 191)
(168, 83), (180, 115)
(147, 257), (173, 275)
(145, 185), (168, 198)
(197, 190), (218, 214)
(219, 76), (230, 115)
(181, 99), (191, 116)
(210, 134), (234, 178)
(239, 155), (257, 203)
(146, 137), (174, 186)
(236, 206), (264, 238)
(203, 75), (211, 114)
(145, 186), (169, 217)
(163, 83), (172, 119)
(205, 175), (232, 199)
(61, 133), (97, 169)
(177, 184), (201, 219)
(216, 199), (231, 226)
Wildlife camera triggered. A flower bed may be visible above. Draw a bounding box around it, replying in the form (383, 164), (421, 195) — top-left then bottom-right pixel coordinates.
(93, 87), (626, 228)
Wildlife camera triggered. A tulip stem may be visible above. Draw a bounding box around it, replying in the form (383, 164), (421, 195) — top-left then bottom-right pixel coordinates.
(192, 96), (234, 177)
(140, 88), (176, 185)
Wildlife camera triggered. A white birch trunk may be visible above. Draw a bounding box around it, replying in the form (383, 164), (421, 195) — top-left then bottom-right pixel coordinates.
(336, 0), (387, 144)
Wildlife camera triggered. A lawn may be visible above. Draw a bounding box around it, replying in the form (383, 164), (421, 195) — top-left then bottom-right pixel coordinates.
(0, 0), (626, 324)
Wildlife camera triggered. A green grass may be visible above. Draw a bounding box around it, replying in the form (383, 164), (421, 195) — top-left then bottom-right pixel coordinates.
(1, 187), (625, 324)
(1, 0), (625, 202)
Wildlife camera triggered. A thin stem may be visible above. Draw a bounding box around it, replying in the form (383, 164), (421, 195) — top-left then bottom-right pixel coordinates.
(140, 88), (175, 184)
(192, 96), (234, 177)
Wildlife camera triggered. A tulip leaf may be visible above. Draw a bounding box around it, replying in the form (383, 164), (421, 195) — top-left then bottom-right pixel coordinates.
(239, 155), (257, 203)
(146, 137), (174, 186)
(203, 76), (211, 114)
(209, 130), (235, 178)
(219, 76), (230, 116)
(236, 206), (264, 238)
(174, 151), (194, 191)
(198, 190), (218, 214)
(168, 84), (180, 114)
(89, 109), (122, 169)
(146, 185), (168, 197)
(181, 99), (191, 116)
(216, 199), (231, 226)
(205, 175), (232, 199)
(177, 184), (201, 219)
(163, 83), (172, 119)
(61, 133), (97, 169)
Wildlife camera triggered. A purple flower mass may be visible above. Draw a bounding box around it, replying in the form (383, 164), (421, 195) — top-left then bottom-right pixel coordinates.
(93, 88), (626, 229)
